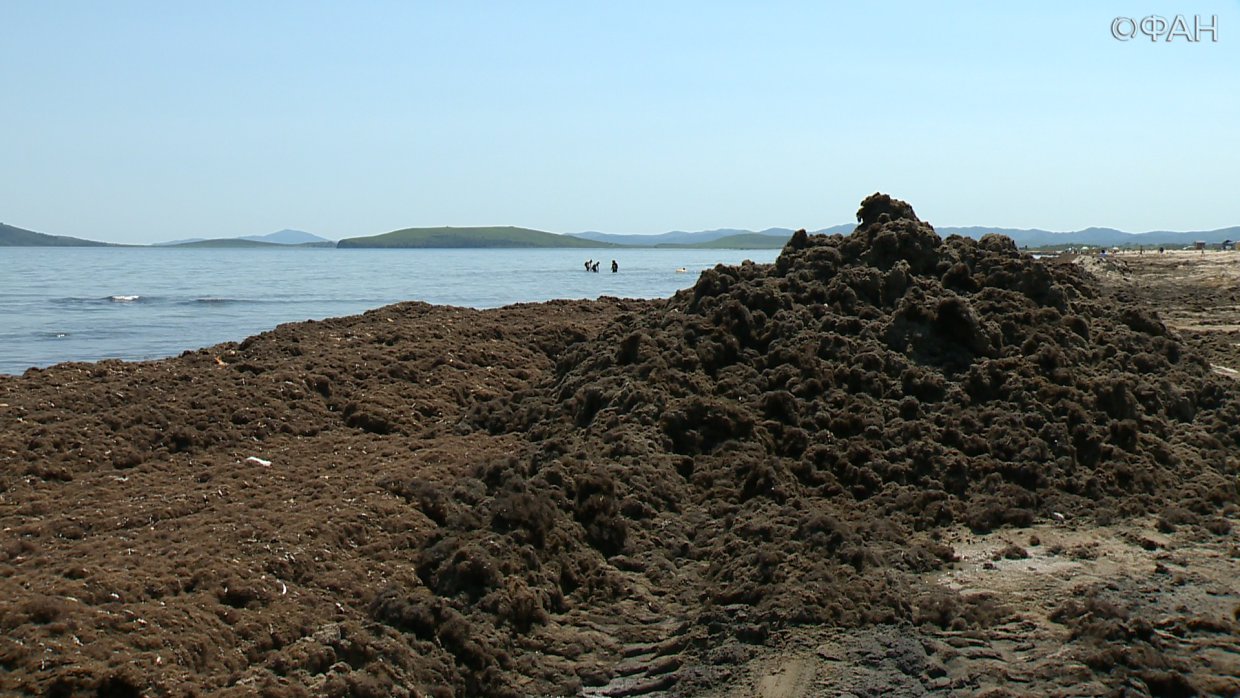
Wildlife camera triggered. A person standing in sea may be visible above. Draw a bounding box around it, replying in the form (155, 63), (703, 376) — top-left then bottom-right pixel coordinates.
(611, 260), (618, 273)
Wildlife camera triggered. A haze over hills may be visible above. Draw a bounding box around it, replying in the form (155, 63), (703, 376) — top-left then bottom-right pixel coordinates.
(154, 229), (334, 246)
(159, 238), (335, 249)
(569, 225), (855, 246)
(238, 229), (333, 244)
(934, 226), (1240, 248)
(336, 226), (620, 249)
(654, 233), (789, 249)
(570, 228), (779, 245)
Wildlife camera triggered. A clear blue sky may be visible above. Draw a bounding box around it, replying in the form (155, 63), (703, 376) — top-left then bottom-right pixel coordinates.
(2, 1), (1237, 244)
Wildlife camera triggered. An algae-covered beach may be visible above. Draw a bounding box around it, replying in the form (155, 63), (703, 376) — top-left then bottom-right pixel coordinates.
(2, 196), (1239, 697)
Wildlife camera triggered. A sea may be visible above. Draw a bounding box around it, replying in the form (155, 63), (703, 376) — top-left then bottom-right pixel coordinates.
(0, 247), (781, 376)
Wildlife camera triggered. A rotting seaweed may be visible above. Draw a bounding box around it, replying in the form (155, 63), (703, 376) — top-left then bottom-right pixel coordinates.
(2, 195), (1238, 697)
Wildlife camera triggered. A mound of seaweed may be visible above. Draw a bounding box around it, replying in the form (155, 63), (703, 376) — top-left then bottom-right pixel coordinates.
(500, 193), (1239, 527)
(5, 195), (1240, 697)
(371, 194), (1240, 693)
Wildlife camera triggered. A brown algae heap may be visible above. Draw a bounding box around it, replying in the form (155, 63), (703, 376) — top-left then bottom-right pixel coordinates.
(2, 195), (1238, 696)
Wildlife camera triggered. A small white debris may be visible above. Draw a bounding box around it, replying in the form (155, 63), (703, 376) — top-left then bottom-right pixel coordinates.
(1051, 512), (1066, 522)
(245, 456), (272, 467)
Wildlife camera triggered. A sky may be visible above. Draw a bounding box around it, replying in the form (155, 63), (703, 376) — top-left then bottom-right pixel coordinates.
(2, 1), (1237, 244)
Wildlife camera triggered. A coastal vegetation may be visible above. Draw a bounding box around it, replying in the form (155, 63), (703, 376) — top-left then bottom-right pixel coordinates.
(0, 223), (114, 247)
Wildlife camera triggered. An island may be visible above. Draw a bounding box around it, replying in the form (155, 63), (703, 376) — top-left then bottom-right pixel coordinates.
(335, 225), (621, 249)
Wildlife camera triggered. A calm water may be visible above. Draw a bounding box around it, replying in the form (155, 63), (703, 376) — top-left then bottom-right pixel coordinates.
(0, 247), (780, 375)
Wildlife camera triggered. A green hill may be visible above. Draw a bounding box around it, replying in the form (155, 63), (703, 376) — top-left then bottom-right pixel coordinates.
(0, 223), (112, 247)
(337, 226), (621, 249)
(655, 233), (789, 249)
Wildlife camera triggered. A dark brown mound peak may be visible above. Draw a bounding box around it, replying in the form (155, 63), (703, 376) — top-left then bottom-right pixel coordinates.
(856, 192), (919, 228)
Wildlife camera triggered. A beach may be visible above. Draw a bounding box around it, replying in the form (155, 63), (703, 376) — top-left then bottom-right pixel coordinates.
(2, 199), (1238, 697)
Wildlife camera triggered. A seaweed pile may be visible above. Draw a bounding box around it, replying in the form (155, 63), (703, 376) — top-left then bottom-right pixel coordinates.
(2, 195), (1238, 697)
(376, 194), (1240, 694)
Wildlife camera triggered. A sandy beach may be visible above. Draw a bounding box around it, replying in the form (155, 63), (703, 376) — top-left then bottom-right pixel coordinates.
(2, 197), (1238, 697)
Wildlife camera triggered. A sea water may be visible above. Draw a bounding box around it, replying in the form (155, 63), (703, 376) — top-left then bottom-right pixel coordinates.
(0, 247), (780, 375)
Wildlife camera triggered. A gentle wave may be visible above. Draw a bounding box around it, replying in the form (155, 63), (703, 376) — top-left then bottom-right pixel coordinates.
(51, 296), (154, 307)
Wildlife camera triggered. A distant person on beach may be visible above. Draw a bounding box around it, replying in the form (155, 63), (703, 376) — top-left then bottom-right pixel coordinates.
(592, 261), (600, 273)
(584, 259), (592, 271)
(611, 260), (618, 273)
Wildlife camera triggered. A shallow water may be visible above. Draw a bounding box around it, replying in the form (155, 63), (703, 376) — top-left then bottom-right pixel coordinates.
(0, 247), (779, 374)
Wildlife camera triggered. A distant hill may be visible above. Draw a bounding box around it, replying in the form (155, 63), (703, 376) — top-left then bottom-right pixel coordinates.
(0, 223), (112, 247)
(155, 229), (332, 246)
(161, 238), (335, 249)
(571, 225), (854, 247)
(8, 218), (1238, 251)
(656, 232), (791, 249)
(161, 239), (286, 248)
(936, 226), (1240, 248)
(570, 228), (767, 245)
(337, 226), (621, 249)
(815, 224), (857, 236)
(238, 229), (333, 245)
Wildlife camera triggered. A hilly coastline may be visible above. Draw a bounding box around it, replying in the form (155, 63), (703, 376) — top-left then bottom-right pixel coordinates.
(936, 225), (1240, 249)
(4, 220), (1240, 250)
(160, 239), (335, 249)
(0, 223), (115, 247)
(154, 230), (335, 247)
(336, 226), (620, 249)
(652, 232), (790, 249)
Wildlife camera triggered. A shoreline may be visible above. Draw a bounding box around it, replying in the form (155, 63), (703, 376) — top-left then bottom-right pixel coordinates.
(0, 248), (781, 377)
